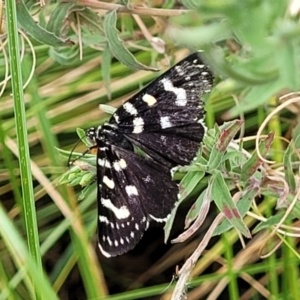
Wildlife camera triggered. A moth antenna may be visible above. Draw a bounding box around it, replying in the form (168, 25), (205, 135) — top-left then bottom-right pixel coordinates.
(67, 136), (93, 167)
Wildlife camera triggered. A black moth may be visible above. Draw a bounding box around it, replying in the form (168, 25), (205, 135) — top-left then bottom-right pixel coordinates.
(85, 52), (214, 257)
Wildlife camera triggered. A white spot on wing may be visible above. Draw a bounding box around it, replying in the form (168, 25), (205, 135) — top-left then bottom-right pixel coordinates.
(119, 159), (127, 169)
(142, 94), (157, 106)
(160, 116), (172, 129)
(114, 114), (120, 123)
(132, 117), (144, 134)
(175, 65), (184, 76)
(125, 185), (139, 197)
(107, 236), (113, 246)
(113, 159), (127, 171)
(103, 176), (115, 189)
(149, 214), (168, 222)
(98, 243), (112, 257)
(101, 198), (130, 219)
(99, 215), (110, 224)
(161, 78), (187, 106)
(99, 146), (108, 151)
(98, 158), (111, 168)
(143, 175), (151, 183)
(123, 102), (138, 115)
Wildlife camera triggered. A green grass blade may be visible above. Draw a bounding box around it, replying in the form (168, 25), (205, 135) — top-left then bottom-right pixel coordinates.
(0, 204), (59, 300)
(5, 0), (42, 291)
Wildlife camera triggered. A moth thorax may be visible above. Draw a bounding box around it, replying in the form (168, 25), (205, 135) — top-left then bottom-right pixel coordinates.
(105, 129), (133, 151)
(86, 126), (102, 142)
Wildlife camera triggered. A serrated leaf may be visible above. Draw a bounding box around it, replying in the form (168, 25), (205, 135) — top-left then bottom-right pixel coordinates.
(103, 10), (158, 71)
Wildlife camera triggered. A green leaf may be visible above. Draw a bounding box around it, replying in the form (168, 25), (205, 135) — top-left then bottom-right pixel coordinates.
(165, 170), (205, 241)
(241, 132), (274, 182)
(0, 205), (60, 300)
(292, 119), (300, 146)
(79, 183), (97, 201)
(103, 10), (158, 71)
(119, 0), (132, 9)
(229, 80), (283, 116)
(283, 140), (296, 193)
(46, 2), (75, 36)
(213, 186), (257, 236)
(102, 45), (112, 101)
(164, 202), (179, 243)
(207, 120), (243, 171)
(48, 46), (80, 65)
(167, 22), (230, 47)
(16, 0), (71, 47)
(180, 0), (200, 9)
(76, 128), (94, 147)
(275, 39), (298, 90)
(184, 189), (207, 228)
(6, 0), (43, 288)
(252, 212), (289, 234)
(179, 171), (205, 200)
(99, 104), (117, 115)
(211, 171), (251, 238)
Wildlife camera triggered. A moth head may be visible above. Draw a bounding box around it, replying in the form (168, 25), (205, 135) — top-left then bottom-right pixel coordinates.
(85, 127), (97, 142)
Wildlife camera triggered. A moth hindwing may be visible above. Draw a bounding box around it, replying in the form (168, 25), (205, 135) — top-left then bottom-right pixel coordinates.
(84, 52), (214, 257)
